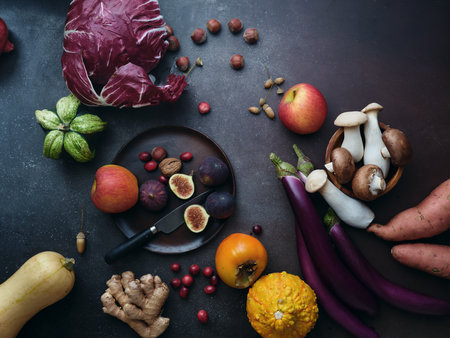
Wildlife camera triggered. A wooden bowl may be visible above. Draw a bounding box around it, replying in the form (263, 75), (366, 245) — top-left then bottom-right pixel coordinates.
(324, 122), (404, 199)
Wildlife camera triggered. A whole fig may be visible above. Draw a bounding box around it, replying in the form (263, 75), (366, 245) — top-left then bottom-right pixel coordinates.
(198, 156), (230, 186)
(139, 180), (168, 211)
(205, 192), (235, 219)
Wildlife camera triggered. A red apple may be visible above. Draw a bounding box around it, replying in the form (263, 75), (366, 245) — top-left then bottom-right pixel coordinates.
(278, 83), (327, 134)
(91, 164), (139, 213)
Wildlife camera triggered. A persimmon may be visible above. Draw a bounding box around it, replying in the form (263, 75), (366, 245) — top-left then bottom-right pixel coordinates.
(215, 233), (268, 289)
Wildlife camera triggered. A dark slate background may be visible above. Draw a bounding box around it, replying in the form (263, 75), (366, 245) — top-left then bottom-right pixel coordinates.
(0, 0), (449, 337)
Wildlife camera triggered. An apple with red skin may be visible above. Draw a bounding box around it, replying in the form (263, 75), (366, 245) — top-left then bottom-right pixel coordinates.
(91, 164), (139, 213)
(278, 83), (327, 134)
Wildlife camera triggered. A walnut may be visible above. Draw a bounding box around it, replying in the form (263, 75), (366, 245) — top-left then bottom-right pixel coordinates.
(159, 158), (182, 177)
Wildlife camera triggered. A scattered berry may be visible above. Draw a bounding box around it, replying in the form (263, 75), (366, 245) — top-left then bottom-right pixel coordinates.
(170, 262), (181, 272)
(202, 266), (214, 278)
(206, 19), (221, 34)
(167, 35), (180, 51)
(210, 275), (219, 286)
(252, 224), (262, 235)
(176, 56), (190, 72)
(182, 274), (194, 287)
(204, 285), (216, 295)
(228, 18), (243, 34)
(191, 28), (207, 44)
(198, 101), (210, 114)
(179, 286), (190, 299)
(159, 175), (168, 184)
(180, 152), (193, 162)
(189, 264), (201, 276)
(144, 160), (158, 172)
(170, 278), (181, 289)
(139, 151), (151, 162)
(197, 310), (209, 323)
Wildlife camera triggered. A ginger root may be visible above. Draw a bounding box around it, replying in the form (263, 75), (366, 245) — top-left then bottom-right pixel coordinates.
(101, 271), (170, 338)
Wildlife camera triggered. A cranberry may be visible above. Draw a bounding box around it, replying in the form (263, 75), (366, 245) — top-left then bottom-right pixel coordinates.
(189, 264), (201, 275)
(139, 151), (151, 162)
(210, 275), (219, 286)
(197, 310), (209, 323)
(144, 160), (157, 172)
(170, 278), (181, 289)
(252, 224), (262, 235)
(180, 152), (193, 162)
(198, 101), (210, 114)
(182, 274), (194, 287)
(204, 285), (216, 295)
(170, 262), (181, 272)
(159, 175), (168, 184)
(179, 286), (190, 299)
(202, 266), (214, 278)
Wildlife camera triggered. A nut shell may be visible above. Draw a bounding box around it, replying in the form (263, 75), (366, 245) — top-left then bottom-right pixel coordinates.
(159, 158), (182, 177)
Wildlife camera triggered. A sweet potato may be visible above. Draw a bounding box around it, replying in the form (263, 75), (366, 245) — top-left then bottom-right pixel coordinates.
(391, 243), (450, 279)
(367, 179), (450, 241)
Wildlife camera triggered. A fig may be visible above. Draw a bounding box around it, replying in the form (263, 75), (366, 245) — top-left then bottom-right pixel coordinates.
(205, 192), (235, 219)
(139, 180), (168, 211)
(198, 156), (230, 186)
(169, 173), (195, 199)
(184, 204), (210, 233)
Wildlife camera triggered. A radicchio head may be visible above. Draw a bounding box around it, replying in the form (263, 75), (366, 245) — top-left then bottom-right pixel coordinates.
(61, 0), (187, 108)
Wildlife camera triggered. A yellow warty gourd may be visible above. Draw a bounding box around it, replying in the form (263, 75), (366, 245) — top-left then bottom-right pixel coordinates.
(246, 271), (318, 338)
(0, 251), (75, 338)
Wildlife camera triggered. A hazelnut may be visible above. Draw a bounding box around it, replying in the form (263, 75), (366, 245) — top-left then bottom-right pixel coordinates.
(191, 28), (207, 44)
(159, 158), (182, 177)
(165, 24), (174, 36)
(206, 19), (221, 34)
(167, 35), (180, 51)
(176, 56), (190, 72)
(228, 18), (243, 34)
(230, 54), (244, 70)
(152, 146), (168, 162)
(243, 28), (258, 44)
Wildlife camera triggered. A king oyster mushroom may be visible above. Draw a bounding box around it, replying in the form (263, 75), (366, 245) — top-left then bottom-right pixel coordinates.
(334, 111), (368, 162)
(352, 164), (386, 201)
(361, 103), (390, 178)
(305, 169), (375, 229)
(324, 147), (356, 184)
(381, 128), (412, 167)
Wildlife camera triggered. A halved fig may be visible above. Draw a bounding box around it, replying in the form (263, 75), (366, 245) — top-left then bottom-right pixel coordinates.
(169, 173), (195, 199)
(184, 204), (210, 233)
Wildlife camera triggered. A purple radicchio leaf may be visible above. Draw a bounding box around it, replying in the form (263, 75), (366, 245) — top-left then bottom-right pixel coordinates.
(61, 0), (187, 108)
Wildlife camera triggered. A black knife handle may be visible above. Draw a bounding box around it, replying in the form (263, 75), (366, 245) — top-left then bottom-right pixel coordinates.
(104, 226), (158, 264)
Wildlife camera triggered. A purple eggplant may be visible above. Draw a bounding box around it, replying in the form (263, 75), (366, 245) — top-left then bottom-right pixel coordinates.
(325, 210), (450, 315)
(270, 153), (378, 316)
(295, 223), (379, 338)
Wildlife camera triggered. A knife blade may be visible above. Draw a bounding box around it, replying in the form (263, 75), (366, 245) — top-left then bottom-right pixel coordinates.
(104, 190), (212, 264)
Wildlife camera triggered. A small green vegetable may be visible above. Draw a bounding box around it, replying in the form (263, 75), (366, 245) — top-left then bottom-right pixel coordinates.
(35, 94), (106, 162)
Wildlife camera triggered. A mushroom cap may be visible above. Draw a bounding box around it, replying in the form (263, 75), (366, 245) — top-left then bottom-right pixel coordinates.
(330, 147), (355, 184)
(334, 111), (368, 127)
(382, 128), (412, 167)
(361, 102), (383, 114)
(305, 169), (328, 193)
(351, 164), (386, 201)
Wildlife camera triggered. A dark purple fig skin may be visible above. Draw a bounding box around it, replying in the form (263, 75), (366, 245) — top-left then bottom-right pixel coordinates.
(139, 180), (168, 211)
(198, 156), (229, 186)
(205, 192), (235, 219)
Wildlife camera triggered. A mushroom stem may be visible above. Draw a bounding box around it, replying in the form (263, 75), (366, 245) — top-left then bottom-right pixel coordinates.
(362, 103), (390, 178)
(380, 146), (391, 159)
(306, 170), (375, 229)
(342, 125), (364, 162)
(324, 162), (334, 173)
(369, 175), (386, 195)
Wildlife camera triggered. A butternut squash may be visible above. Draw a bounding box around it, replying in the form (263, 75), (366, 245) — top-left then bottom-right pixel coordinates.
(0, 251), (75, 337)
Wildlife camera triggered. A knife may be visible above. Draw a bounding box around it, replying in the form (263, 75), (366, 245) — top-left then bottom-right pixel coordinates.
(104, 190), (212, 264)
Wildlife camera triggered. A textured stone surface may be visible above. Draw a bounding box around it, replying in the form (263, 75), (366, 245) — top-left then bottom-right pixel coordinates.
(0, 0), (449, 337)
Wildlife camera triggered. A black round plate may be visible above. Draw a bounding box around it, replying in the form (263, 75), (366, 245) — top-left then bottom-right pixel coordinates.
(112, 126), (236, 254)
